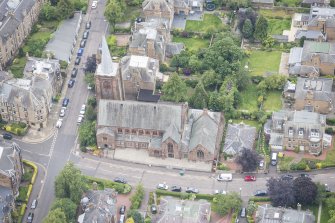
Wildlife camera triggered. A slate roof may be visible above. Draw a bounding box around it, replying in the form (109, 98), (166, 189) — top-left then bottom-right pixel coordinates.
(142, 0), (174, 13)
(223, 123), (257, 156)
(0, 143), (21, 175)
(0, 186), (13, 222)
(269, 132), (283, 146)
(0, 0), (36, 42)
(296, 41), (335, 64)
(302, 0), (326, 4)
(294, 77), (334, 101)
(137, 89), (160, 102)
(288, 47), (303, 65)
(295, 30), (326, 41)
(166, 42), (184, 57)
(97, 100), (183, 132)
(288, 65), (319, 76)
(256, 204), (315, 223)
(96, 36), (119, 77)
(272, 35), (288, 42)
(162, 123), (181, 143)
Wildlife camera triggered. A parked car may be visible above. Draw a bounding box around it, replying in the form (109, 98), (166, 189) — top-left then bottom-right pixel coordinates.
(157, 183), (168, 190)
(151, 205), (157, 214)
(31, 199), (38, 209)
(80, 39), (86, 48)
(59, 108), (66, 117)
(62, 98), (69, 107)
(244, 175), (256, 181)
(56, 119), (63, 128)
(77, 115), (84, 124)
(281, 174), (294, 181)
(114, 177), (127, 184)
(240, 208), (247, 218)
(86, 21), (91, 29)
(213, 189), (227, 195)
(91, 0), (97, 8)
(68, 79), (75, 88)
(83, 30), (89, 39)
(171, 186), (182, 192)
(71, 68), (78, 78)
(119, 214), (125, 223)
(75, 56), (81, 65)
(77, 48), (84, 56)
(80, 104), (86, 115)
(259, 160), (265, 169)
(3, 133), (12, 140)
(300, 173), (310, 178)
(325, 184), (331, 192)
(119, 205), (126, 214)
(185, 187), (199, 194)
(254, 190), (268, 197)
(27, 213), (34, 223)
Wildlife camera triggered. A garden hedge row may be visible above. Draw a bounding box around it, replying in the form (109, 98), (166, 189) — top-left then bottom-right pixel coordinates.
(23, 160), (38, 184)
(85, 176), (132, 194)
(249, 197), (271, 202)
(155, 190), (214, 201)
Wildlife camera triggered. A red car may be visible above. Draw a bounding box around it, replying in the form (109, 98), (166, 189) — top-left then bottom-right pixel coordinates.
(244, 175), (256, 181)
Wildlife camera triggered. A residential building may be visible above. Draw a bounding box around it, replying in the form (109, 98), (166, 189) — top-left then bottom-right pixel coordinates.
(0, 57), (62, 129)
(255, 204), (315, 223)
(78, 188), (117, 223)
(96, 100), (224, 162)
(301, 0), (329, 7)
(285, 77), (335, 114)
(269, 110), (330, 154)
(0, 143), (23, 223)
(0, 0), (44, 70)
(288, 41), (335, 76)
(251, 0), (274, 8)
(223, 123), (257, 156)
(95, 36), (162, 102)
(155, 196), (211, 223)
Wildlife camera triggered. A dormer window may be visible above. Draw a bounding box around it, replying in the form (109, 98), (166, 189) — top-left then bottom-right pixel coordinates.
(288, 127), (293, 136)
(298, 128), (304, 136)
(311, 129), (319, 137)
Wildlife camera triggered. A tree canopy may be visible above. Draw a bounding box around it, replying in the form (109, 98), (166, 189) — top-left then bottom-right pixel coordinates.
(254, 16), (268, 41)
(188, 82), (209, 109)
(235, 148), (260, 172)
(161, 73), (187, 102)
(293, 177), (318, 205)
(213, 192), (242, 216)
(242, 19), (253, 39)
(51, 198), (77, 222)
(104, 0), (126, 30)
(43, 208), (67, 223)
(79, 121), (97, 147)
(267, 177), (296, 207)
(55, 162), (88, 204)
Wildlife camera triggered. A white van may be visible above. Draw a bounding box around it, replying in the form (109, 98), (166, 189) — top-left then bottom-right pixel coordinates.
(271, 152), (278, 166)
(217, 173), (233, 181)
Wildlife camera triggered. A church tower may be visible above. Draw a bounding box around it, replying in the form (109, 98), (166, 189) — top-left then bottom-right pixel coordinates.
(95, 36), (124, 100)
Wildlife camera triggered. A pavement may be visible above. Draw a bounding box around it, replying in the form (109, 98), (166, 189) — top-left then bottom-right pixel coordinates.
(112, 148), (212, 172)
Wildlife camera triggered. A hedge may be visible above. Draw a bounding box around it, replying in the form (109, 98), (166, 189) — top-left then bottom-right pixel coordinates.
(23, 160), (38, 184)
(4, 122), (28, 136)
(155, 190), (214, 201)
(85, 176), (132, 194)
(26, 184), (33, 202)
(130, 184), (145, 209)
(249, 197), (271, 202)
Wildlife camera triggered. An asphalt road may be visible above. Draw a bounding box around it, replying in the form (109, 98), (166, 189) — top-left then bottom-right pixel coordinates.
(10, 0), (335, 222)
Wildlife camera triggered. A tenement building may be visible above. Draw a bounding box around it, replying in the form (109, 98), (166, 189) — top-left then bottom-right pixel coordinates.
(96, 100), (225, 162)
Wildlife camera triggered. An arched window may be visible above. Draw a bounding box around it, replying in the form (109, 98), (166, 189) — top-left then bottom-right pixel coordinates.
(168, 143), (174, 158)
(197, 150), (204, 160)
(103, 81), (111, 89)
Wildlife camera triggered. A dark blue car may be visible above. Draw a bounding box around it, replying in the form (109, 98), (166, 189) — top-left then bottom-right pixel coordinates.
(62, 98), (69, 107)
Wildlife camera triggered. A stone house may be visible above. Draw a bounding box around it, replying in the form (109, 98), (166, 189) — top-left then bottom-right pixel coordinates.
(287, 77), (335, 114)
(0, 58), (61, 129)
(288, 41), (335, 76)
(269, 110), (330, 154)
(223, 123), (257, 156)
(0, 143), (23, 196)
(95, 36), (162, 102)
(78, 188), (117, 223)
(0, 0), (45, 70)
(96, 100), (224, 163)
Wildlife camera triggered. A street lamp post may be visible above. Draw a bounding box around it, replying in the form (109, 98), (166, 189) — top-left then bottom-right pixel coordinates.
(239, 188), (242, 197)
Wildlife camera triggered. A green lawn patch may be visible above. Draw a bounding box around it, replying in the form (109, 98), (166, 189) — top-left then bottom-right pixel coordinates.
(263, 90), (282, 112)
(278, 0), (301, 7)
(248, 50), (282, 76)
(122, 6), (141, 22)
(16, 186), (28, 202)
(259, 9), (292, 19)
(268, 19), (291, 35)
(321, 203), (331, 223)
(278, 156), (294, 171)
(239, 83), (258, 111)
(22, 165), (34, 182)
(172, 36), (209, 51)
(185, 14), (223, 32)
(29, 31), (51, 41)
(9, 57), (26, 78)
(231, 119), (261, 130)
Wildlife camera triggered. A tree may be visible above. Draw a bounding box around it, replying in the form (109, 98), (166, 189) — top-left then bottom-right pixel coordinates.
(43, 208), (67, 223)
(201, 70), (219, 90)
(85, 55), (97, 73)
(208, 91), (223, 111)
(188, 82), (208, 109)
(57, 0), (75, 20)
(299, 36), (306, 47)
(78, 121), (97, 147)
(85, 105), (97, 121)
(329, 210), (335, 223)
(235, 148), (260, 172)
(315, 183), (328, 204)
(238, 8), (257, 30)
(293, 177), (317, 205)
(40, 3), (58, 21)
(188, 55), (202, 73)
(126, 218), (135, 223)
(84, 73), (95, 90)
(219, 77), (239, 117)
(203, 36), (243, 80)
(55, 162), (88, 204)
(51, 198), (77, 222)
(267, 177), (296, 207)
(254, 16), (268, 42)
(213, 193), (242, 216)
(161, 73), (187, 102)
(170, 51), (190, 71)
(104, 0), (125, 31)
(127, 210), (144, 223)
(242, 19), (253, 39)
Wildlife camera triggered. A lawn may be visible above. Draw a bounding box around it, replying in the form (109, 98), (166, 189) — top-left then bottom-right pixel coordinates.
(321, 203), (331, 223)
(259, 9), (292, 19)
(172, 36), (209, 51)
(239, 83), (258, 111)
(9, 57), (26, 78)
(268, 18), (291, 35)
(248, 50), (282, 76)
(278, 0), (302, 7)
(185, 14), (223, 32)
(263, 90), (282, 111)
(231, 119), (262, 130)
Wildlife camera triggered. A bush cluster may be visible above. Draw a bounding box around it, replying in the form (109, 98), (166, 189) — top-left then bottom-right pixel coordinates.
(85, 176), (132, 194)
(130, 184), (145, 209)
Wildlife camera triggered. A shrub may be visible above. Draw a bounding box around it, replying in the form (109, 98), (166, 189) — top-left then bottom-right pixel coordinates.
(160, 63), (169, 72)
(184, 78), (198, 88)
(195, 194), (214, 200)
(290, 161), (306, 171)
(306, 160), (317, 169)
(249, 197), (271, 202)
(326, 127), (334, 135)
(326, 118), (335, 126)
(130, 184), (145, 209)
(316, 162), (322, 169)
(85, 176), (132, 194)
